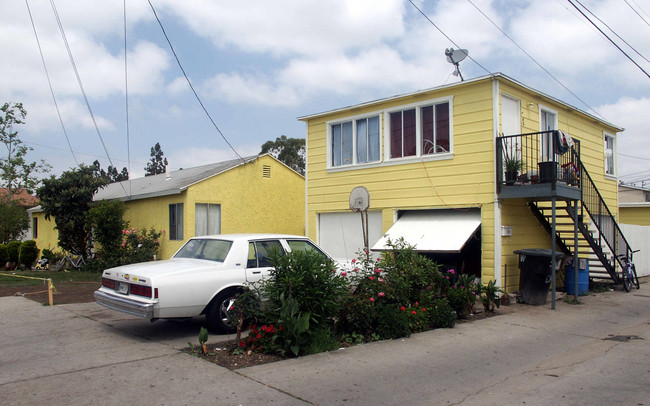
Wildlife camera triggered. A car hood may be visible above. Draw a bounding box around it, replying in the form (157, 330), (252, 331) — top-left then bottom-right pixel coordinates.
(102, 258), (227, 281)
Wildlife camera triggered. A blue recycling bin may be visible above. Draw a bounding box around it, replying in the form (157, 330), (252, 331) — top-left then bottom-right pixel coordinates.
(565, 258), (589, 296)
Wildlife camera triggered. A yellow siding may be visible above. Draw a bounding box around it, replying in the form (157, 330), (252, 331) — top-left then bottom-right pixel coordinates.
(31, 155), (305, 261)
(30, 211), (60, 255)
(620, 207), (650, 226)
(306, 78), (497, 280)
(305, 75), (622, 290)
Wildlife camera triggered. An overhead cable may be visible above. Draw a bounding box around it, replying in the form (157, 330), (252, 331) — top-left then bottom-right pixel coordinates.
(467, 0), (605, 120)
(624, 0), (650, 29)
(407, 0), (493, 77)
(568, 0), (650, 79)
(147, 0), (245, 163)
(49, 0), (130, 196)
(25, 0), (78, 165)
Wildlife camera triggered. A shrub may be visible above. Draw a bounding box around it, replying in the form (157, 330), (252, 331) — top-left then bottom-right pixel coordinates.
(19, 240), (39, 267)
(337, 239), (447, 340)
(87, 200), (126, 252)
(446, 272), (479, 319)
(6, 241), (21, 263)
(239, 249), (349, 357)
(427, 298), (456, 328)
(477, 280), (504, 313)
(0, 244), (7, 265)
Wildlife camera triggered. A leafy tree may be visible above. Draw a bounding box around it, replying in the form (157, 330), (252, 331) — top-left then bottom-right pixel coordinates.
(0, 102), (50, 194)
(144, 142), (168, 176)
(87, 199), (127, 252)
(92, 160), (128, 183)
(37, 164), (108, 259)
(0, 198), (28, 243)
(260, 135), (305, 175)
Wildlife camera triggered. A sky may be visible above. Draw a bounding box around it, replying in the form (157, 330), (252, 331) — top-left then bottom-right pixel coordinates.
(2, 0), (650, 184)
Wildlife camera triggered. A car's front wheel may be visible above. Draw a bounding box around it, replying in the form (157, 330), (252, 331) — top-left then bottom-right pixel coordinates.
(206, 290), (240, 334)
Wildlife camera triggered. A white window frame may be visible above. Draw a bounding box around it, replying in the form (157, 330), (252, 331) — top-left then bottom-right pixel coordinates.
(604, 132), (616, 178)
(539, 104), (558, 161)
(326, 111), (382, 170)
(384, 96), (454, 163)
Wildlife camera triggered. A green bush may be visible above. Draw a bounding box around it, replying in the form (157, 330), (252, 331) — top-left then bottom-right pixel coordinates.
(0, 244), (7, 265)
(427, 298), (456, 328)
(6, 241), (21, 263)
(239, 249), (349, 357)
(19, 240), (39, 267)
(337, 239), (447, 340)
(446, 272), (479, 319)
(87, 200), (126, 252)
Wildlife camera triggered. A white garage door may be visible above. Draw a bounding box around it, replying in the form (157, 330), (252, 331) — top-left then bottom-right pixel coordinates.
(318, 211), (383, 262)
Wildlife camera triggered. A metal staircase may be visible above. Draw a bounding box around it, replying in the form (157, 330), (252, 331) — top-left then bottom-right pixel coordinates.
(529, 148), (632, 285)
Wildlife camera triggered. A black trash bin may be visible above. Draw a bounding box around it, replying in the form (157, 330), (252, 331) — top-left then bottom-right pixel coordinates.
(514, 249), (564, 305)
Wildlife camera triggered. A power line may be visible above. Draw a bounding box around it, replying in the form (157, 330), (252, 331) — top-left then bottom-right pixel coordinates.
(123, 0), (132, 195)
(25, 0), (78, 165)
(49, 0), (132, 193)
(573, 0), (649, 65)
(23, 140), (147, 165)
(466, 0), (605, 120)
(567, 0), (650, 79)
(624, 0), (650, 29)
(147, 0), (245, 163)
(406, 0), (493, 77)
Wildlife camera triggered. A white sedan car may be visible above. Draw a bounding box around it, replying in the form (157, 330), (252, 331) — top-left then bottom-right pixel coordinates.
(94, 234), (333, 333)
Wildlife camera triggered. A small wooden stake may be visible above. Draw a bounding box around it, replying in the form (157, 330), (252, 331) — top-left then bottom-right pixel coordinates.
(47, 279), (54, 306)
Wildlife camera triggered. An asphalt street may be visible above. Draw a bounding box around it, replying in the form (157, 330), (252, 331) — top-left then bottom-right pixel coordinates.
(0, 286), (648, 405)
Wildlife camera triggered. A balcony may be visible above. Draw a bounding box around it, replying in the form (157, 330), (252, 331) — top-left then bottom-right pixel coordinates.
(497, 130), (581, 201)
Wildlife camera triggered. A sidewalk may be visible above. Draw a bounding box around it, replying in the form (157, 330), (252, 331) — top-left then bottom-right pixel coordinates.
(1, 288), (648, 405)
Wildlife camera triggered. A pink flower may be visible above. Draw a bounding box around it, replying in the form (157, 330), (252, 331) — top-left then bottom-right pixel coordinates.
(445, 276), (450, 280)
(369, 297), (375, 302)
(162, 229), (166, 234)
(411, 310), (417, 315)
(351, 259), (356, 264)
(368, 276), (375, 281)
(341, 271), (347, 276)
(353, 268), (359, 272)
(374, 268), (381, 273)
(415, 302), (419, 306)
(421, 307), (426, 312)
(378, 277), (384, 282)
(449, 269), (455, 274)
(378, 292), (385, 297)
(400, 306), (406, 311)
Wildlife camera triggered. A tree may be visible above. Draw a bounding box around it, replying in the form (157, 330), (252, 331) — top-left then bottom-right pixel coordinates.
(0, 102), (50, 194)
(92, 160), (129, 183)
(37, 165), (108, 259)
(144, 142), (168, 176)
(260, 135), (305, 175)
(0, 199), (28, 243)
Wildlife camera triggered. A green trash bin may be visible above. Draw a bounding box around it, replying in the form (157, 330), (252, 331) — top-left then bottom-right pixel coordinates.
(514, 249), (564, 305)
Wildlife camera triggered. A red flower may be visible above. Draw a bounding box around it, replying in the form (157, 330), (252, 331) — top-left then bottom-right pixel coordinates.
(369, 297), (375, 302)
(351, 259), (357, 264)
(400, 306), (406, 311)
(411, 310), (417, 315)
(421, 307), (426, 312)
(378, 292), (385, 297)
(341, 271), (347, 276)
(368, 276), (375, 280)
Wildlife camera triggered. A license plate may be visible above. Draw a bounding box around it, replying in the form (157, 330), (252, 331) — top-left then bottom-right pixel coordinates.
(116, 281), (129, 294)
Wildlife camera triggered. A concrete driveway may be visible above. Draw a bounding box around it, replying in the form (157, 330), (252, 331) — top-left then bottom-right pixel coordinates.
(1, 287), (648, 405)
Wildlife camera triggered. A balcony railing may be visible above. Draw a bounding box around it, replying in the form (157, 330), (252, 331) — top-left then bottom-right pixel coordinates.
(496, 130), (581, 190)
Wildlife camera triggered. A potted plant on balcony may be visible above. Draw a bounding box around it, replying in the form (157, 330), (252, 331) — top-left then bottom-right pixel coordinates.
(503, 154), (522, 185)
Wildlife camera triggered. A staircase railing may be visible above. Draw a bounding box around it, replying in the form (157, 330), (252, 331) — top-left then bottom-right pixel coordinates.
(572, 147), (632, 271)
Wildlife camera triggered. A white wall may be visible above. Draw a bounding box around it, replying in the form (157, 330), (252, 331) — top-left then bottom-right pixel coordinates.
(620, 223), (649, 277)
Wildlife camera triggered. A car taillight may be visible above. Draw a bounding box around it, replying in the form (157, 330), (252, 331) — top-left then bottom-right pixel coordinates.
(154, 288), (158, 299)
(130, 284), (153, 298)
(102, 278), (115, 289)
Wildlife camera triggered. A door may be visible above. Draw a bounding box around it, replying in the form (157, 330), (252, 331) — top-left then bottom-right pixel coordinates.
(245, 239), (285, 284)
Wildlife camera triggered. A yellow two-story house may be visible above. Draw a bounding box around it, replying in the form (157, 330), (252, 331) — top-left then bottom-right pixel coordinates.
(300, 73), (628, 293)
(29, 154), (305, 259)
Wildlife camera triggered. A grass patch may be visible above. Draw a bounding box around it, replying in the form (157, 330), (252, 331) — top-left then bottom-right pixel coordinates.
(0, 270), (101, 288)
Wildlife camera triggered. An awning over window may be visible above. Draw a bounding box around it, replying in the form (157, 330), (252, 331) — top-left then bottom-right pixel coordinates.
(371, 209), (480, 253)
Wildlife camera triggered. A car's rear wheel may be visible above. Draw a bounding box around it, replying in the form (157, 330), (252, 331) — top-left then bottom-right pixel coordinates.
(206, 290), (240, 334)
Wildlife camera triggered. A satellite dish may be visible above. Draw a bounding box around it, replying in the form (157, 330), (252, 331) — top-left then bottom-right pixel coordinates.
(445, 48), (468, 81)
(349, 186), (370, 212)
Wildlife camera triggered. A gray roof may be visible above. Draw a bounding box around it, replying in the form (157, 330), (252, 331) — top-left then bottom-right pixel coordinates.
(94, 155), (259, 202)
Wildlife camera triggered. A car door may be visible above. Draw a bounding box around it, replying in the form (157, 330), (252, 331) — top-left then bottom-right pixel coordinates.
(245, 239), (285, 285)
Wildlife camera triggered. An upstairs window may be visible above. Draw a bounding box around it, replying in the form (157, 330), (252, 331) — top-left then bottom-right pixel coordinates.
(604, 133), (616, 176)
(388, 99), (452, 160)
(330, 115), (380, 167)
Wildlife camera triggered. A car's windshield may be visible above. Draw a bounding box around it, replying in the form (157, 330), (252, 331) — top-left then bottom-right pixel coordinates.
(173, 239), (232, 262)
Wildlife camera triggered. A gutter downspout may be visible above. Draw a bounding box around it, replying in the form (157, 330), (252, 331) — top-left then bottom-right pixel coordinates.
(492, 77), (503, 288)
